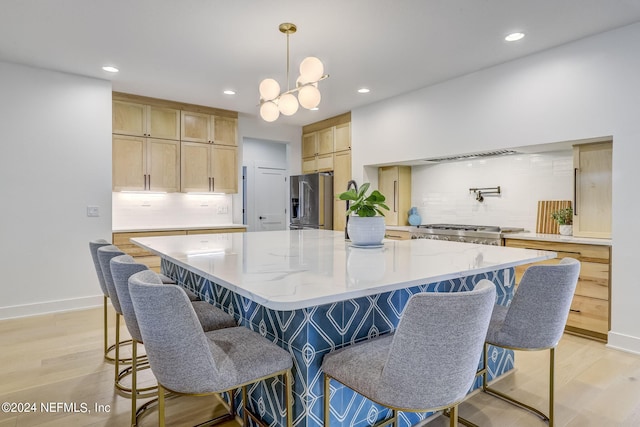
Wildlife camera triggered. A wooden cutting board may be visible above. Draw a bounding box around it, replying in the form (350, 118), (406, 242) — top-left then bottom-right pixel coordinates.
(536, 200), (572, 234)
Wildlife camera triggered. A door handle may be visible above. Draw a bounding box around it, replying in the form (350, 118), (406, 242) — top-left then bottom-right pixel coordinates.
(259, 216), (266, 220)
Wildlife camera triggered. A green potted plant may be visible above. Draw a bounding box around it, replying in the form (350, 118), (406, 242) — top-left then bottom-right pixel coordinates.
(551, 207), (573, 236)
(338, 182), (389, 246)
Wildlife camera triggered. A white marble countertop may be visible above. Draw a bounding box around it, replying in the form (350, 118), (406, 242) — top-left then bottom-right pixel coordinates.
(131, 229), (556, 310)
(112, 224), (247, 233)
(503, 232), (611, 246)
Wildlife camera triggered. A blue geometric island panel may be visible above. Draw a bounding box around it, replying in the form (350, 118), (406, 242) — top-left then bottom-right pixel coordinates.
(162, 259), (515, 427)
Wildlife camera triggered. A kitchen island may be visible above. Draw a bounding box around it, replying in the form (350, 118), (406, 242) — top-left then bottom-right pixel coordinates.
(132, 229), (555, 427)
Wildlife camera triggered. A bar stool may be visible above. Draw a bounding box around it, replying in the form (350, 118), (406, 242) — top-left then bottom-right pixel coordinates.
(111, 255), (237, 426)
(470, 257), (580, 427)
(89, 239), (130, 363)
(322, 280), (496, 427)
(129, 270), (294, 427)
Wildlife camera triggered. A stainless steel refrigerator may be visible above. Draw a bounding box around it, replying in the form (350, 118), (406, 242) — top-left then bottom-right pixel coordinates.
(290, 172), (333, 230)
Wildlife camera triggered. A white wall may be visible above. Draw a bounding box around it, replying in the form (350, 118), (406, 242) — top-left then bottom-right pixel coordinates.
(0, 61), (112, 319)
(412, 151), (573, 230)
(352, 23), (640, 353)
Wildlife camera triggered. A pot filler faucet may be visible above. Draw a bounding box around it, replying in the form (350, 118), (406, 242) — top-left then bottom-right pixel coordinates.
(345, 180), (358, 240)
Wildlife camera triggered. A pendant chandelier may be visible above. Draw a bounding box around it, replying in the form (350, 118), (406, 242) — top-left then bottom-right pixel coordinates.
(259, 23), (329, 122)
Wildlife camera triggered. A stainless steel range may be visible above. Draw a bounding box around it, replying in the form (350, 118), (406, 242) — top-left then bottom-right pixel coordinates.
(411, 224), (524, 246)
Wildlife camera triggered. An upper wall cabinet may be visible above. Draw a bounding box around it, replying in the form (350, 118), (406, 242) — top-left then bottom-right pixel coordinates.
(573, 141), (612, 238)
(181, 111), (237, 146)
(113, 101), (180, 140)
(112, 135), (180, 192)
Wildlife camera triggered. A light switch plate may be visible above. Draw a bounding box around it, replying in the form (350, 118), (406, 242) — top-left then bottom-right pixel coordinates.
(87, 206), (100, 217)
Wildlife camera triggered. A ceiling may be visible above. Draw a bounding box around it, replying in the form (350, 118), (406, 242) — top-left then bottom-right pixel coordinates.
(2, 0), (640, 127)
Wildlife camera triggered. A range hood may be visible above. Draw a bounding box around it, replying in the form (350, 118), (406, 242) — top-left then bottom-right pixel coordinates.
(422, 149), (521, 163)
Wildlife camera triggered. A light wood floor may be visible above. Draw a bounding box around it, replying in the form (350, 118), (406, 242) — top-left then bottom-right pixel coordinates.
(1, 308), (639, 427)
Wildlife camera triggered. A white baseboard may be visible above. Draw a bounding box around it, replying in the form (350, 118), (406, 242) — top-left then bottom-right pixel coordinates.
(607, 331), (640, 356)
(0, 295), (103, 320)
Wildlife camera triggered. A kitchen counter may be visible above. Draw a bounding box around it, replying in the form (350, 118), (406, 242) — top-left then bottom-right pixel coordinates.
(132, 229), (554, 311)
(505, 231), (611, 246)
(131, 229), (555, 427)
(112, 224), (247, 233)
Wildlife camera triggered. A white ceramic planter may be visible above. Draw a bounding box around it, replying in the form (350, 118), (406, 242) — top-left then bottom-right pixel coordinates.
(347, 216), (386, 246)
(559, 224), (573, 236)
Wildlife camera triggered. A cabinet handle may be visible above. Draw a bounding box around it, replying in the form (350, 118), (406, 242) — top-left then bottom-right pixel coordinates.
(211, 177), (215, 191)
(147, 174), (151, 190)
(393, 180), (398, 212)
(573, 168), (578, 216)
(570, 308), (581, 313)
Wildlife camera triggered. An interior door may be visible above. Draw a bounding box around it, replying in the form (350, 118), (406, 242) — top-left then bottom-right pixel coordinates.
(255, 166), (287, 231)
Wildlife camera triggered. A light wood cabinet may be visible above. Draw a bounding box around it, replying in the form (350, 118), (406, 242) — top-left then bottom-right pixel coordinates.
(113, 228), (244, 272)
(181, 142), (238, 193)
(333, 150), (352, 232)
(334, 122), (351, 152)
(302, 131), (334, 173)
(181, 111), (237, 146)
(573, 141), (612, 238)
(504, 238), (611, 342)
(378, 166), (411, 226)
(113, 100), (180, 140)
(112, 135), (180, 192)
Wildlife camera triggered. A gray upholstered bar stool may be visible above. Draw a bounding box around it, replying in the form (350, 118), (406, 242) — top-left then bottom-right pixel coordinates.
(468, 257), (580, 427)
(97, 244), (133, 391)
(89, 239), (130, 363)
(129, 270), (294, 427)
(111, 255), (237, 426)
(322, 280), (497, 427)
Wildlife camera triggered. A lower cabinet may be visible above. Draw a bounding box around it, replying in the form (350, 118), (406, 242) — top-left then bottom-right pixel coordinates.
(113, 228), (245, 272)
(504, 238), (611, 342)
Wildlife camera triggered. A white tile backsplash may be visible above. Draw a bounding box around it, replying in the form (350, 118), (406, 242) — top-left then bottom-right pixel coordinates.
(112, 192), (234, 230)
(411, 151), (573, 230)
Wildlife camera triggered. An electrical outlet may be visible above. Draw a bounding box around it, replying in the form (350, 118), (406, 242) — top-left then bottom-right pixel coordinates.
(87, 206), (100, 217)
(217, 205), (228, 214)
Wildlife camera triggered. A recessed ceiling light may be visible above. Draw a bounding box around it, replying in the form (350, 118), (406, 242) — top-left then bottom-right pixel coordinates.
(505, 32), (525, 42)
(223, 90), (236, 95)
(102, 66), (119, 73)
(357, 88), (370, 93)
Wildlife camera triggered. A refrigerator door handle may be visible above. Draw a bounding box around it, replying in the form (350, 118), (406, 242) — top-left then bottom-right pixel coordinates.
(299, 181), (305, 220)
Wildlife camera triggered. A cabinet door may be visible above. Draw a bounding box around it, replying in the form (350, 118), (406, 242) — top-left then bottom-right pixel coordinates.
(181, 111), (210, 143)
(181, 142), (211, 192)
(302, 132), (318, 158)
(148, 106), (180, 140)
(573, 141), (612, 238)
(302, 157), (317, 174)
(316, 153), (334, 172)
(334, 122), (351, 152)
(113, 101), (146, 136)
(333, 150), (352, 231)
(378, 166), (399, 226)
(318, 128), (334, 155)
(147, 138), (180, 192)
(212, 146), (238, 193)
(113, 135), (146, 191)
(213, 116), (238, 146)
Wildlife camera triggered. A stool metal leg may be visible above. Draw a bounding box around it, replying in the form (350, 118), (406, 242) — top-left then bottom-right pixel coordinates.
(285, 370), (293, 427)
(158, 384), (166, 427)
(242, 385), (248, 426)
(323, 374), (331, 426)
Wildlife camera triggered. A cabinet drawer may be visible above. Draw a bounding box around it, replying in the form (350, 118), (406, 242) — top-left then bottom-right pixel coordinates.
(113, 230), (186, 257)
(567, 295), (609, 335)
(504, 239), (610, 263)
(186, 228), (245, 235)
(575, 261), (609, 300)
